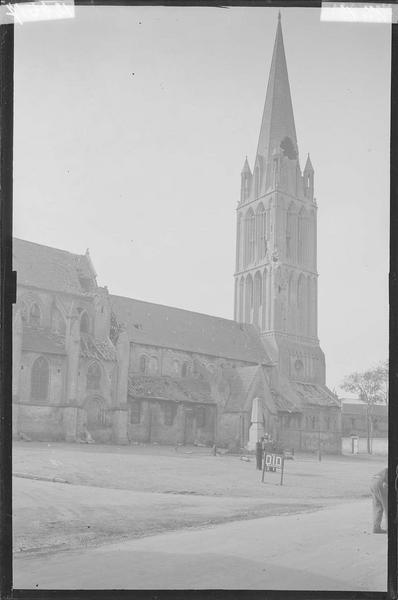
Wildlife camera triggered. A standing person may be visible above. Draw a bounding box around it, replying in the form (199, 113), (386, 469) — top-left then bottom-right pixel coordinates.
(370, 467), (388, 534)
(262, 434), (272, 472)
(256, 437), (264, 470)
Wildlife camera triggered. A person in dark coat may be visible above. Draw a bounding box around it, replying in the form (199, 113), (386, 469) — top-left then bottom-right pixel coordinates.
(256, 437), (264, 470)
(370, 467), (388, 533)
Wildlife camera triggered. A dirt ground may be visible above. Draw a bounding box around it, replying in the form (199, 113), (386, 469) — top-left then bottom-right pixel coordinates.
(14, 499), (386, 591)
(13, 441), (386, 556)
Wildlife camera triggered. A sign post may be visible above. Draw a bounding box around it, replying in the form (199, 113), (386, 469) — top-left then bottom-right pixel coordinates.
(261, 452), (285, 486)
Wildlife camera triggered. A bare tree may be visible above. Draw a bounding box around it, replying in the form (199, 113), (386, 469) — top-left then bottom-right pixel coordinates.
(341, 360), (388, 454)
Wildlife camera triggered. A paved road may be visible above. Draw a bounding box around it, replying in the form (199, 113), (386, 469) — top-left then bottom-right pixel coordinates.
(14, 499), (386, 591)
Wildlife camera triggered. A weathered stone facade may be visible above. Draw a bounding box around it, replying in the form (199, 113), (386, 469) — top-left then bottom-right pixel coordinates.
(12, 16), (341, 453)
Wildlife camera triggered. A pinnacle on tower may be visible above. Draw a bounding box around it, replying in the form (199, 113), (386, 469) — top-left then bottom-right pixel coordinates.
(256, 14), (298, 169)
(304, 153), (314, 173)
(241, 156), (252, 175)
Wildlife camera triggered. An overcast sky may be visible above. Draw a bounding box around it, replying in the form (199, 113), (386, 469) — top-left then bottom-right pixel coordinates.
(13, 6), (390, 393)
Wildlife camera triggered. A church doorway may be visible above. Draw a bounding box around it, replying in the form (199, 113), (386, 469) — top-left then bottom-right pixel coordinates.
(83, 396), (111, 442)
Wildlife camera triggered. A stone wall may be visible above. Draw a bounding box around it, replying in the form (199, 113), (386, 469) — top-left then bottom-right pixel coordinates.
(16, 404), (64, 441)
(127, 399), (215, 446)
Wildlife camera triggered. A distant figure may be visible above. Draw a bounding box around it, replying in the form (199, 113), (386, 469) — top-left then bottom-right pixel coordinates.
(262, 434), (274, 472)
(370, 467), (388, 533)
(256, 437), (264, 470)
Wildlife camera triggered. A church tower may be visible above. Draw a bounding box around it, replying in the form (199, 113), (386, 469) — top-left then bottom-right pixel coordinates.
(234, 13), (326, 386)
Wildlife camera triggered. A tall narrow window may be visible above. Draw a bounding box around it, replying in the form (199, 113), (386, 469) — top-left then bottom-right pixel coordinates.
(254, 271), (262, 328)
(87, 362), (101, 390)
(20, 301), (28, 323)
(139, 355), (147, 374)
(196, 406), (206, 427)
(31, 356), (49, 402)
(30, 303), (41, 327)
(254, 166), (260, 198)
(256, 203), (267, 259)
(52, 307), (66, 335)
(149, 356), (159, 374)
(173, 360), (180, 375)
(245, 275), (253, 323)
(239, 277), (244, 322)
(244, 208), (255, 265)
(80, 311), (90, 334)
(182, 362), (189, 378)
(286, 204), (294, 261)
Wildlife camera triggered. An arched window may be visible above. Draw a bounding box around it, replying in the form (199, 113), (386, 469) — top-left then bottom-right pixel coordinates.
(51, 307), (66, 335)
(30, 303), (41, 327)
(298, 208), (309, 265)
(31, 356), (49, 402)
(20, 301), (28, 323)
(286, 203), (295, 261)
(253, 271), (262, 328)
(196, 406), (206, 428)
(297, 275), (306, 334)
(239, 277), (244, 322)
(80, 311), (90, 334)
(244, 208), (255, 266)
(256, 203), (267, 260)
(262, 268), (268, 330)
(139, 355), (147, 374)
(245, 275), (253, 323)
(254, 166), (260, 198)
(87, 362), (101, 390)
(149, 356), (159, 374)
(173, 360), (180, 375)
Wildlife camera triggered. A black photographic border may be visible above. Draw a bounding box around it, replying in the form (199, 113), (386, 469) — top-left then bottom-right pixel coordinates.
(0, 1), (396, 598)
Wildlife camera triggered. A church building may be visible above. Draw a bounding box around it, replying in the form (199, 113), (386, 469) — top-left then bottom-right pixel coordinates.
(12, 16), (342, 453)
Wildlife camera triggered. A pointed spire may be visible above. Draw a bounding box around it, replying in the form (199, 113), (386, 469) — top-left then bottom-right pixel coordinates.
(241, 156), (251, 175)
(256, 15), (298, 167)
(304, 153), (314, 172)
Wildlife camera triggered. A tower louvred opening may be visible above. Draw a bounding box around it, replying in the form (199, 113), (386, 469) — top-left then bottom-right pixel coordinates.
(280, 136), (297, 160)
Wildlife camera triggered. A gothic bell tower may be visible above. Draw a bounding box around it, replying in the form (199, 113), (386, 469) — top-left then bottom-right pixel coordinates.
(234, 13), (326, 386)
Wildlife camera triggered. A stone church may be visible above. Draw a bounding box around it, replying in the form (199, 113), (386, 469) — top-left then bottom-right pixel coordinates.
(12, 16), (342, 453)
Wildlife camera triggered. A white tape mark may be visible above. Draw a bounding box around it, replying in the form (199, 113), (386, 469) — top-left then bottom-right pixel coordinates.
(321, 3), (396, 24)
(0, 1), (75, 25)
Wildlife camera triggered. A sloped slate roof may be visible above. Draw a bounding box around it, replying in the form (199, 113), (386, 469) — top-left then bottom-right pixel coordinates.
(225, 366), (259, 412)
(22, 326), (66, 355)
(13, 238), (96, 295)
(271, 389), (300, 413)
(128, 375), (214, 405)
(110, 295), (270, 364)
(292, 382), (340, 408)
(80, 333), (117, 361)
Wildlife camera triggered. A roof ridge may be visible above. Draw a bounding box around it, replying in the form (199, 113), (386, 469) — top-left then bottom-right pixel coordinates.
(13, 236), (86, 259)
(110, 293), (252, 328)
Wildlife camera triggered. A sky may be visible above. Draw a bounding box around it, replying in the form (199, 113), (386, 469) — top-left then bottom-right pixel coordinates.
(13, 6), (391, 393)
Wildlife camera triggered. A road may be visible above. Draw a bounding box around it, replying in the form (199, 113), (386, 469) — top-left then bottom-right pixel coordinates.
(14, 499), (386, 591)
